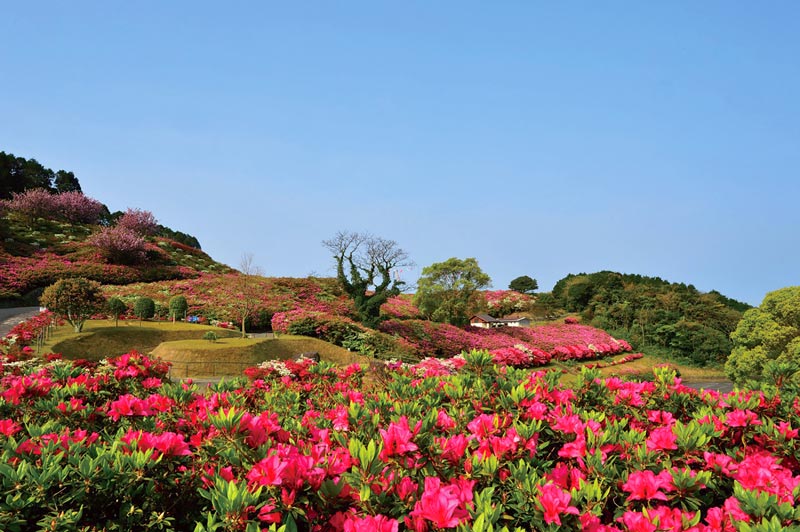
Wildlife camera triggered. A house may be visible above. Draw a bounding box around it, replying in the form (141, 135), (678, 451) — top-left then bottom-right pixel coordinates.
(469, 314), (531, 328)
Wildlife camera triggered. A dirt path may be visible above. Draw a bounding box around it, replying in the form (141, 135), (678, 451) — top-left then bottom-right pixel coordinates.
(0, 307), (42, 337)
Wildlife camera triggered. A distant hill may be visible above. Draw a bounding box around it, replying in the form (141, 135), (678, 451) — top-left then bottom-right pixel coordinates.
(551, 271), (750, 365)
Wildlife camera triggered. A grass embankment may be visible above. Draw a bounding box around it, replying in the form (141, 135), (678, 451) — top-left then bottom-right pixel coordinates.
(42, 320), (240, 360)
(556, 352), (727, 387)
(153, 335), (368, 378)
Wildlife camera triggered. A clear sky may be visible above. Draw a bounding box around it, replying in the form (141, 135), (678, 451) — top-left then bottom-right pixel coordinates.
(2, 2), (798, 305)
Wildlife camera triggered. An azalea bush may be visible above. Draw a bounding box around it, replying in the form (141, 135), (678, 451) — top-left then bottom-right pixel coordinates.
(2, 345), (800, 532)
(379, 319), (631, 364)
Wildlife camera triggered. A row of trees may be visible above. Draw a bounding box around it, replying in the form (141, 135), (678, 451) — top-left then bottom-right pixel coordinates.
(40, 278), (189, 332)
(0, 151), (81, 200)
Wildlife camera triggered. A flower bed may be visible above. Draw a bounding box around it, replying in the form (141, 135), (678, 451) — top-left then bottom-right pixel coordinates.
(2, 348), (799, 531)
(380, 319), (631, 365)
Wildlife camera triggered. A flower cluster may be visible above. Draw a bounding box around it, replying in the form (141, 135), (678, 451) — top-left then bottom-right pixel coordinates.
(2, 350), (800, 531)
(481, 290), (535, 317)
(379, 319), (631, 365)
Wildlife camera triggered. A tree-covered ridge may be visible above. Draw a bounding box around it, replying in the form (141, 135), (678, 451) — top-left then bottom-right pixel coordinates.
(551, 271), (750, 365)
(0, 150), (81, 199)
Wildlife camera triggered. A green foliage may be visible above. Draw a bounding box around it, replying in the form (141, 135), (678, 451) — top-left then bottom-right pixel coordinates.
(134, 297), (156, 321)
(157, 224), (202, 249)
(414, 257), (491, 326)
(509, 275), (538, 294)
(40, 277), (106, 333)
(169, 295), (188, 321)
(0, 150), (80, 199)
(203, 331), (219, 342)
(107, 296), (127, 327)
(726, 286), (800, 385)
(551, 271), (748, 366)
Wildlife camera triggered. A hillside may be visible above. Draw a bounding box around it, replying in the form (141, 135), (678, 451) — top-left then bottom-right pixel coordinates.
(551, 271), (750, 365)
(0, 200), (230, 304)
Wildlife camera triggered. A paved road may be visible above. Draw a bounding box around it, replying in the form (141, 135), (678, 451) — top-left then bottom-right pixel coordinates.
(0, 307), (42, 337)
(683, 380), (734, 393)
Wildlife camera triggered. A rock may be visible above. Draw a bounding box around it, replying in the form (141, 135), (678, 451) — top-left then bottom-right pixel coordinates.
(293, 351), (320, 362)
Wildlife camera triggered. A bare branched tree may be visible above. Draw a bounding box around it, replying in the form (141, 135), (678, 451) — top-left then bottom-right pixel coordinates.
(322, 231), (412, 327)
(234, 253), (263, 337)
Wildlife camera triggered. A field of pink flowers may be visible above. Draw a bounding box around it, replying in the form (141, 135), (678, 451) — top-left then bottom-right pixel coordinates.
(2, 340), (799, 531)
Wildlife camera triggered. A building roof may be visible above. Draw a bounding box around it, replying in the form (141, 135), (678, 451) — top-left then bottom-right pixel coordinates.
(471, 313), (498, 322)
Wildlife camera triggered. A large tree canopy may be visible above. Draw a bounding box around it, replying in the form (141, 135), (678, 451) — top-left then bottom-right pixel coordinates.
(725, 286), (800, 385)
(414, 257), (491, 326)
(40, 278), (106, 333)
(323, 231), (411, 328)
(509, 275), (538, 294)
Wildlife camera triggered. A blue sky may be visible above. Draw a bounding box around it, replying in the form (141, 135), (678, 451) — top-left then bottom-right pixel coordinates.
(2, 2), (798, 305)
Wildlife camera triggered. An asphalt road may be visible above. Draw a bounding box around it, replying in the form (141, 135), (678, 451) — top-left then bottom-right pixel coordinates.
(0, 307), (42, 337)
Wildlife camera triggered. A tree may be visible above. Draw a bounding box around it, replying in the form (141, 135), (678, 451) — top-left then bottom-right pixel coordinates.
(107, 297), (127, 327)
(54, 170), (82, 193)
(117, 208), (159, 236)
(40, 278), (106, 333)
(725, 286), (800, 385)
(134, 297), (156, 324)
(169, 295), (188, 323)
(509, 275), (538, 294)
(233, 253), (263, 337)
(89, 226), (148, 264)
(414, 257), (491, 326)
(323, 231), (412, 328)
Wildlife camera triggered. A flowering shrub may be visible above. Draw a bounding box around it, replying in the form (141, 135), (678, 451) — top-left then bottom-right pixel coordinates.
(88, 225), (148, 264)
(52, 190), (106, 223)
(481, 290), (535, 317)
(116, 208), (159, 236)
(3, 188), (59, 219)
(0, 310), (57, 359)
(4, 189), (105, 223)
(380, 319), (631, 364)
(381, 295), (423, 319)
(2, 350), (800, 531)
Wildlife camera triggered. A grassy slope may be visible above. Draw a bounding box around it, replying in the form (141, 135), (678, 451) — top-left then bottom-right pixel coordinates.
(153, 335), (367, 378)
(43, 320), (240, 360)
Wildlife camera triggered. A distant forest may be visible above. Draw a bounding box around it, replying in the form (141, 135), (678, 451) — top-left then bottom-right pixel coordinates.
(551, 271), (751, 365)
(0, 151), (201, 249)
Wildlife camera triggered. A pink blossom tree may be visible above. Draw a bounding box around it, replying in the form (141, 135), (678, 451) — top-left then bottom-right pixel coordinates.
(89, 226), (148, 264)
(5, 188), (59, 219)
(116, 208), (159, 236)
(53, 191), (105, 223)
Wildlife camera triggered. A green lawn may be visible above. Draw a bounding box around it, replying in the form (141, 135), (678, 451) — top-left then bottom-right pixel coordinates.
(42, 319), (240, 360)
(153, 334), (368, 378)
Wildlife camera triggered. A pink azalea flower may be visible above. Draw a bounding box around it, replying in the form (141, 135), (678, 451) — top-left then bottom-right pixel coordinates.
(343, 514), (399, 532)
(622, 470), (674, 501)
(246, 455), (287, 486)
(537, 483), (579, 525)
(379, 416), (419, 461)
(646, 426), (678, 452)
